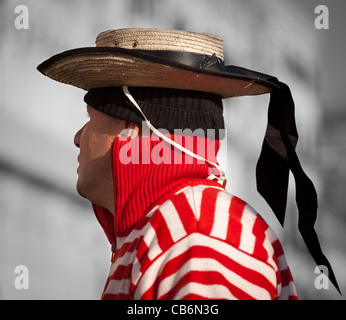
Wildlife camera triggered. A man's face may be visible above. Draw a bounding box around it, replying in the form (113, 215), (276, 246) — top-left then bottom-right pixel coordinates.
(74, 105), (126, 211)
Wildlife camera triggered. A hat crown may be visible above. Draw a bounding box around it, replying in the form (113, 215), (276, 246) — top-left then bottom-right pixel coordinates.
(95, 28), (224, 61)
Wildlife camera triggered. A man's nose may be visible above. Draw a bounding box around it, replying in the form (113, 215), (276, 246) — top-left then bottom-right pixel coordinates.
(74, 125), (85, 148)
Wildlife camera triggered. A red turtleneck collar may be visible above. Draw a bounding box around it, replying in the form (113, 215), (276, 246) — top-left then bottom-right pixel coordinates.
(92, 134), (224, 245)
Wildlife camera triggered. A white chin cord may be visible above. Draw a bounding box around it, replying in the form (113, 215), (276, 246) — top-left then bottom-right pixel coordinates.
(122, 86), (226, 187)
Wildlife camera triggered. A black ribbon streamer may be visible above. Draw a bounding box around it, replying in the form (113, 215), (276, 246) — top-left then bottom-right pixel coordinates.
(256, 81), (341, 295)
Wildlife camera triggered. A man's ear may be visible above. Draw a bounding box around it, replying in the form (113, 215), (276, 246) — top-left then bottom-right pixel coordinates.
(125, 122), (141, 138)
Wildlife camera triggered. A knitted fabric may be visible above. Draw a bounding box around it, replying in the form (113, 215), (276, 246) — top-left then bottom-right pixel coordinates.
(84, 87), (225, 139)
(92, 135), (298, 300)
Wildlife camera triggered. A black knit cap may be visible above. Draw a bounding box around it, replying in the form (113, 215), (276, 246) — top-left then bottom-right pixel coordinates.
(84, 87), (225, 139)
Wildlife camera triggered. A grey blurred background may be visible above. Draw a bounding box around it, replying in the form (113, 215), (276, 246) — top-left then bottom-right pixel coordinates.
(0, 0), (345, 299)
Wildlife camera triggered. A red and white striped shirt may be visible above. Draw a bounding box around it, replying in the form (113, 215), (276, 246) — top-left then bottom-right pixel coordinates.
(101, 184), (297, 300)
(93, 136), (298, 300)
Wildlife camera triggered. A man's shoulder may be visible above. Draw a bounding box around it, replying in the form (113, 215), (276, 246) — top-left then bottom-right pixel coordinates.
(151, 184), (275, 252)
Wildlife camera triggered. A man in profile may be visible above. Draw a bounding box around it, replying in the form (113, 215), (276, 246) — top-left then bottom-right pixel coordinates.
(37, 28), (338, 299)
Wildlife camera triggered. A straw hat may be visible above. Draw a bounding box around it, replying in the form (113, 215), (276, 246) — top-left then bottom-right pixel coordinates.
(37, 28), (278, 98)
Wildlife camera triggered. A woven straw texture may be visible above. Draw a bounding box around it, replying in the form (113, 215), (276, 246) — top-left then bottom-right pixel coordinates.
(96, 28), (224, 60)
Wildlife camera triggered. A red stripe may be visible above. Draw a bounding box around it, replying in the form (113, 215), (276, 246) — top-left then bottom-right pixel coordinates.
(226, 196), (246, 247)
(280, 268), (292, 288)
(152, 244), (276, 300)
(134, 236), (152, 274)
(161, 270), (256, 300)
(101, 277), (113, 298)
(171, 192), (197, 234)
(110, 264), (132, 281)
(199, 188), (219, 234)
(150, 209), (175, 252)
(252, 216), (268, 261)
(272, 239), (284, 257)
(115, 237), (141, 259)
(276, 269), (282, 288)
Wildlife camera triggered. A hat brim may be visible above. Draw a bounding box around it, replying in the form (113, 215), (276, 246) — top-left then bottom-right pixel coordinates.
(37, 47), (279, 99)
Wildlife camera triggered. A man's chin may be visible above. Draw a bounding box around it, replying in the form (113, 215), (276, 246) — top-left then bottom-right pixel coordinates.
(75, 176), (113, 212)
(76, 178), (88, 200)
(76, 179), (102, 207)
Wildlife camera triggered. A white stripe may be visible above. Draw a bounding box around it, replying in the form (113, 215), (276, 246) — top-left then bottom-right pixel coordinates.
(131, 255), (142, 286)
(174, 186), (191, 195)
(115, 236), (127, 251)
(191, 185), (225, 221)
(192, 184), (225, 194)
(264, 225), (278, 243)
(239, 205), (257, 255)
(109, 208), (160, 280)
(261, 228), (278, 273)
(109, 251), (136, 276)
(174, 283), (236, 300)
(264, 228), (276, 269)
(134, 233), (276, 299)
(158, 257), (272, 300)
(143, 222), (162, 260)
(210, 191), (232, 239)
(106, 254), (143, 295)
(116, 234), (136, 250)
(104, 278), (131, 296)
(289, 281), (297, 297)
(180, 185), (227, 222)
(277, 254), (288, 272)
(160, 200), (187, 242)
(277, 281), (297, 300)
